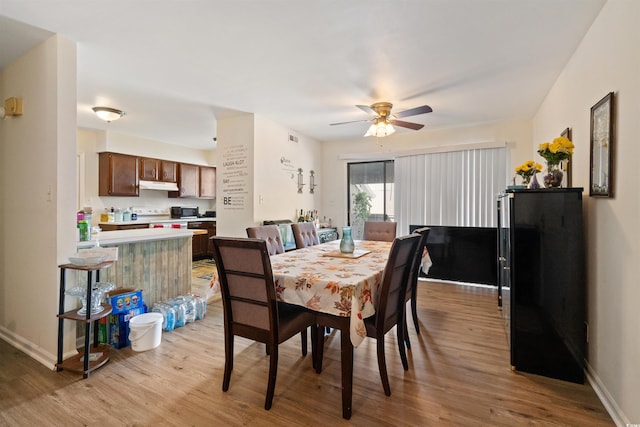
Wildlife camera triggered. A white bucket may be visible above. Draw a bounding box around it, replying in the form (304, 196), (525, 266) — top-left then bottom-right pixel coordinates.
(129, 313), (163, 351)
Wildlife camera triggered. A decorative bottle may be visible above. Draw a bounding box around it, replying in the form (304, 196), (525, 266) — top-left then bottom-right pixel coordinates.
(340, 227), (355, 254)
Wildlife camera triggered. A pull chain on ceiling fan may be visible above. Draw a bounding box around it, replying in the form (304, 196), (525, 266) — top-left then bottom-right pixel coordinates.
(331, 101), (433, 137)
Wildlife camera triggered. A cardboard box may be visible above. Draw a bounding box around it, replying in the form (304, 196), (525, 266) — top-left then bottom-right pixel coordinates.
(108, 288), (144, 314)
(107, 306), (147, 349)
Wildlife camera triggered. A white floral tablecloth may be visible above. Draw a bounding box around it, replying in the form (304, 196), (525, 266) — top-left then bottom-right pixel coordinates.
(271, 240), (393, 347)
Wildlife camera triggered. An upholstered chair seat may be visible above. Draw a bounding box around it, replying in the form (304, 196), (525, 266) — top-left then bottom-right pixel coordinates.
(363, 221), (397, 242)
(291, 222), (320, 248)
(246, 225), (285, 255)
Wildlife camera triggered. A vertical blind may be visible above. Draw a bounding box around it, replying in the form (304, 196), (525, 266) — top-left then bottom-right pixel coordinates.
(394, 147), (507, 231)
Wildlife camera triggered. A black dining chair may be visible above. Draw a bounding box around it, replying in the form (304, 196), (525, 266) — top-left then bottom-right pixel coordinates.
(314, 233), (420, 397)
(211, 236), (316, 410)
(403, 227), (430, 348)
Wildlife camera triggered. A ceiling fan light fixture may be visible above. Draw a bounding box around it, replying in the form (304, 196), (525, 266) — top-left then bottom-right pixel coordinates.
(365, 119), (395, 138)
(92, 106), (125, 122)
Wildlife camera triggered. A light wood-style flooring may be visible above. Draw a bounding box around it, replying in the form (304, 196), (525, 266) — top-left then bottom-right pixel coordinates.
(0, 281), (612, 426)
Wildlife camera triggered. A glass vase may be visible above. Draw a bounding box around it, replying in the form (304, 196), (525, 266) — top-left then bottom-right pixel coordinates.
(543, 163), (564, 188)
(530, 172), (541, 189)
(340, 227), (355, 253)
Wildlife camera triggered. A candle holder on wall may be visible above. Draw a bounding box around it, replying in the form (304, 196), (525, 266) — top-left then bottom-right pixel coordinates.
(309, 170), (317, 194)
(297, 168), (305, 193)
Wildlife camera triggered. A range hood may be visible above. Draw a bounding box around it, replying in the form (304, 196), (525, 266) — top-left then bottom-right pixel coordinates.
(139, 180), (179, 191)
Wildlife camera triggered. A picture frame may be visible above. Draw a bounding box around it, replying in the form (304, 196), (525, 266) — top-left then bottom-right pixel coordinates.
(589, 92), (615, 197)
(560, 127), (572, 188)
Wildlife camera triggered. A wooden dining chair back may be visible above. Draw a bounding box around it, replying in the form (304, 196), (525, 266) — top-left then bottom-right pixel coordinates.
(404, 227), (431, 346)
(363, 221), (397, 242)
(291, 222), (320, 248)
(364, 233), (421, 396)
(246, 225), (285, 255)
(211, 236), (316, 410)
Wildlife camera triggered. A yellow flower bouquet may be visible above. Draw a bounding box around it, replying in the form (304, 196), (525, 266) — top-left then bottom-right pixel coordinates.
(537, 136), (575, 166)
(515, 160), (542, 186)
(537, 136), (575, 187)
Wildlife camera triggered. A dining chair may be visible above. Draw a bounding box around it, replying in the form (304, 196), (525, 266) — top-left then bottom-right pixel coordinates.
(246, 225), (285, 255)
(403, 227), (430, 348)
(360, 233), (422, 396)
(211, 236), (316, 410)
(363, 221), (397, 242)
(291, 222), (320, 248)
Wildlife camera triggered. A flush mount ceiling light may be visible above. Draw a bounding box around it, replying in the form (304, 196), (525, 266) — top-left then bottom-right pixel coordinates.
(92, 106), (125, 122)
(364, 118), (396, 138)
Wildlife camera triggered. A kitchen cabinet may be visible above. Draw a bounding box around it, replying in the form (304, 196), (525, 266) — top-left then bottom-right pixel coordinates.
(199, 166), (216, 199)
(99, 152), (139, 197)
(160, 160), (177, 182)
(188, 221), (216, 259)
(190, 229), (209, 259)
(139, 158), (177, 183)
(57, 262), (113, 378)
(169, 163), (199, 198)
(497, 188), (585, 383)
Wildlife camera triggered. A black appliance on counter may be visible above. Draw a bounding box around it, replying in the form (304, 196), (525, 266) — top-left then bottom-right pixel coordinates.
(171, 206), (199, 218)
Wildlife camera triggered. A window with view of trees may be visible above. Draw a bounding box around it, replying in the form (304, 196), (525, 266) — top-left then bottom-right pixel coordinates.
(347, 160), (394, 239)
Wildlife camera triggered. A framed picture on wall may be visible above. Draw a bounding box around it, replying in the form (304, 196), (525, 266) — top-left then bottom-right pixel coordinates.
(561, 127), (572, 188)
(589, 92), (615, 197)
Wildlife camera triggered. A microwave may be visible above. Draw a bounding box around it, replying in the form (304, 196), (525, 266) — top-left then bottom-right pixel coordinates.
(171, 206), (199, 218)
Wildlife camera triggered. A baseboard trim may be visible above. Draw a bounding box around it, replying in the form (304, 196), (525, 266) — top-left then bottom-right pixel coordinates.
(585, 361), (629, 426)
(0, 326), (57, 370)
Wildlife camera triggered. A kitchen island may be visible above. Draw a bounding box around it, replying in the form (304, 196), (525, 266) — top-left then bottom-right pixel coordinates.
(77, 228), (193, 307)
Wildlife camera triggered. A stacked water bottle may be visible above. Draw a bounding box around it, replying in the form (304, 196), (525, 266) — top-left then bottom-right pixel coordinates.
(151, 294), (207, 331)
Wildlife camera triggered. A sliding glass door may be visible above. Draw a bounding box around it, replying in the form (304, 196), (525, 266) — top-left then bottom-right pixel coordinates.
(347, 160), (394, 239)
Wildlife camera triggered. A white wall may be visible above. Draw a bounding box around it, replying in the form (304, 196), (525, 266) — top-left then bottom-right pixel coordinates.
(532, 0), (639, 424)
(215, 114), (322, 237)
(320, 119), (532, 233)
(253, 116), (321, 224)
(0, 35), (78, 367)
(215, 114), (256, 237)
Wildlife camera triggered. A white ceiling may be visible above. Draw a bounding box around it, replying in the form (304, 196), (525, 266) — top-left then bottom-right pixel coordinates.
(0, 0), (606, 150)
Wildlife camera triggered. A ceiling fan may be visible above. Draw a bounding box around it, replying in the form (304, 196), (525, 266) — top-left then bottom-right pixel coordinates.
(330, 102), (433, 137)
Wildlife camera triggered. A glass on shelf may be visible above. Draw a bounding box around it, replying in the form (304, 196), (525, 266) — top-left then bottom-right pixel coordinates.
(65, 282), (115, 315)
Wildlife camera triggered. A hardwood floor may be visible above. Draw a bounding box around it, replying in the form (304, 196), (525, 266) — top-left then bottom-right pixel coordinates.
(0, 281), (612, 426)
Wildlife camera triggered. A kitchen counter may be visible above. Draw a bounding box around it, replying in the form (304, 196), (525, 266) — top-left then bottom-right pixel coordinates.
(76, 228), (193, 307)
(77, 228), (194, 249)
(98, 217), (216, 227)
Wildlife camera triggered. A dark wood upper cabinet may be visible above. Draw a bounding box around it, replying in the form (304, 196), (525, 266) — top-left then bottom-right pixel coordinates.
(139, 158), (177, 183)
(160, 160), (177, 183)
(139, 157), (159, 180)
(169, 163), (199, 198)
(199, 166), (216, 199)
(99, 152), (139, 197)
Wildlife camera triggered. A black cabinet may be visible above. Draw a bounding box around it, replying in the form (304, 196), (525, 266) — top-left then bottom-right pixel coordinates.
(497, 188), (585, 383)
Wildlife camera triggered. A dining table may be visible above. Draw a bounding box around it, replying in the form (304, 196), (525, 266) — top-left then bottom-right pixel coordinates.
(270, 239), (395, 419)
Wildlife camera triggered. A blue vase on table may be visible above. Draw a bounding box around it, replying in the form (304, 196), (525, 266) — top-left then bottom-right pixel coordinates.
(340, 227), (355, 253)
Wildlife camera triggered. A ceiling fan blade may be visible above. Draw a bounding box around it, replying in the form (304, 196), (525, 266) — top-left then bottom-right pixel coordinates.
(393, 105), (433, 118)
(390, 119), (424, 130)
(330, 119), (370, 126)
(356, 104), (375, 115)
